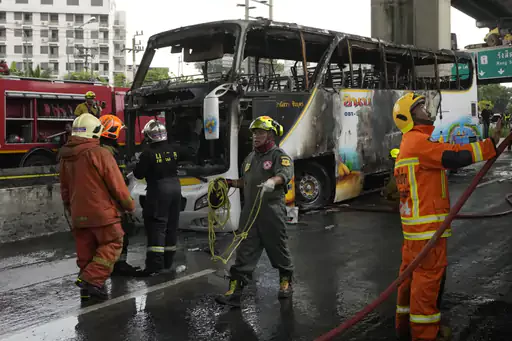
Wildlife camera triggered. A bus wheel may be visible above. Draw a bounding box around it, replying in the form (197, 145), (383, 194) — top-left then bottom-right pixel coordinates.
(21, 154), (55, 167)
(295, 162), (331, 211)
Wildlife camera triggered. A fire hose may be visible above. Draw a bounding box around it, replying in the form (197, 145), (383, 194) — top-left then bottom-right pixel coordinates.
(314, 133), (512, 341)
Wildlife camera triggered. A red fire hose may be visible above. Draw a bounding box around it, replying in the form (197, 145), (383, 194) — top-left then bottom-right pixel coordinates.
(314, 133), (512, 341)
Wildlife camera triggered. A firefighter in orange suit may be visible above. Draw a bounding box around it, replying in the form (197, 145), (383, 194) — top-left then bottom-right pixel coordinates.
(60, 113), (135, 301)
(393, 93), (501, 341)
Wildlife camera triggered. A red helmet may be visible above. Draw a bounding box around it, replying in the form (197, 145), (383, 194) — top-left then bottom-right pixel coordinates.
(99, 114), (125, 140)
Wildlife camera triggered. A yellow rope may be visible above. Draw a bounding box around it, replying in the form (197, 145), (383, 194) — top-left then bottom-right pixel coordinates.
(207, 177), (264, 264)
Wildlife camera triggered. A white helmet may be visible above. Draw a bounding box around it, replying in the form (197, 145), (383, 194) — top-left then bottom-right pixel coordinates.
(72, 113), (103, 139)
(142, 119), (167, 143)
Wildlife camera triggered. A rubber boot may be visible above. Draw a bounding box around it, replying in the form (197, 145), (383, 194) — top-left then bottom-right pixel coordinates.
(215, 279), (243, 307)
(278, 276), (293, 299)
(75, 278), (109, 301)
(80, 288), (90, 301)
(111, 261), (141, 276)
(164, 251), (176, 270)
(436, 325), (452, 341)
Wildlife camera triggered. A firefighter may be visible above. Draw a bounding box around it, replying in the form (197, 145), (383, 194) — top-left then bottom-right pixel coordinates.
(392, 93), (500, 341)
(504, 111), (511, 130)
(215, 116), (294, 307)
(98, 114), (141, 276)
(59, 113), (135, 301)
(75, 91), (102, 118)
(133, 119), (181, 276)
(382, 148), (400, 202)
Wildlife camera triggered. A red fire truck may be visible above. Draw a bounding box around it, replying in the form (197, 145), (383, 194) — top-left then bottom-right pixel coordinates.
(0, 76), (151, 168)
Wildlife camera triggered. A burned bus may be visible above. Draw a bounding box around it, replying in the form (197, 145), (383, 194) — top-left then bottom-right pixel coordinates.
(124, 20), (478, 231)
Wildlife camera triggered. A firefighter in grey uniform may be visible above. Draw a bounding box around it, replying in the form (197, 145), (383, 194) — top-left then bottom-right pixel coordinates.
(215, 115), (294, 307)
(133, 119), (181, 276)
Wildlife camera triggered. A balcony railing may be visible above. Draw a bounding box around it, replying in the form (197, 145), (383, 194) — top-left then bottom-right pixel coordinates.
(22, 35), (33, 41)
(99, 54), (109, 60)
(0, 52), (6, 58)
(99, 21), (108, 27)
(114, 35), (125, 41)
(49, 54), (59, 58)
(49, 37), (59, 42)
(99, 38), (109, 44)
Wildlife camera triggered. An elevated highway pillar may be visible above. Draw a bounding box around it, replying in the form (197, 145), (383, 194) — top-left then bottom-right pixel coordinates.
(371, 0), (451, 50)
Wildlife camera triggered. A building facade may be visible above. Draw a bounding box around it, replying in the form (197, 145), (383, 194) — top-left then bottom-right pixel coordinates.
(0, 0), (127, 84)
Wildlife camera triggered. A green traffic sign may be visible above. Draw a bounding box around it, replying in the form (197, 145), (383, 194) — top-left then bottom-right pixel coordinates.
(476, 47), (512, 80)
(451, 62), (470, 80)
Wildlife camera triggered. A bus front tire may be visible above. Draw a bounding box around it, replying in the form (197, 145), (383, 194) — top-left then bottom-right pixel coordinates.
(295, 162), (332, 211)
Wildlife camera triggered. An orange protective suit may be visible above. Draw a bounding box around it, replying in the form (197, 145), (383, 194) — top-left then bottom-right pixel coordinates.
(60, 136), (135, 287)
(394, 125), (496, 341)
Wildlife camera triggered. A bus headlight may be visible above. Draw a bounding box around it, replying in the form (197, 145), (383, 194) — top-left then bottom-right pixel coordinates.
(194, 194), (208, 211)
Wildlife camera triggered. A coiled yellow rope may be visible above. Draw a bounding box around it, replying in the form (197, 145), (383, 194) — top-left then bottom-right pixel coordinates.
(207, 177), (264, 264)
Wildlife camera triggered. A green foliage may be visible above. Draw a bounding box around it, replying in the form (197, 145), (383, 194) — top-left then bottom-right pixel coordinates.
(143, 67), (170, 85)
(64, 71), (108, 84)
(477, 84), (512, 112)
(114, 73), (130, 87)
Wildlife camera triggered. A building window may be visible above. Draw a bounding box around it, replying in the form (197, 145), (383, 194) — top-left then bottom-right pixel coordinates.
(41, 62), (49, 70)
(41, 0), (53, 4)
(75, 14), (83, 23)
(66, 30), (73, 38)
(102, 63), (108, 72)
(15, 0), (29, 3)
(91, 0), (103, 6)
(23, 13), (32, 22)
(93, 63), (99, 71)
(14, 12), (22, 21)
(0, 45), (6, 56)
(40, 46), (49, 54)
(40, 13), (48, 21)
(0, 12), (6, 23)
(75, 62), (84, 72)
(16, 62), (23, 70)
(52, 63), (59, 72)
(66, 46), (74, 54)
(14, 29), (22, 37)
(49, 46), (58, 57)
(40, 29), (48, 38)
(91, 30), (98, 39)
(23, 29), (33, 40)
(66, 63), (74, 71)
(74, 29), (84, 40)
(14, 45), (22, 54)
(66, 14), (73, 21)
(67, 0), (79, 5)
(0, 28), (6, 39)
(50, 13), (58, 23)
(23, 45), (33, 56)
(50, 30), (58, 42)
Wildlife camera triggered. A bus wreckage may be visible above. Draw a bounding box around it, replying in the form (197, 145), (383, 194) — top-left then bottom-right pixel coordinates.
(124, 19), (479, 231)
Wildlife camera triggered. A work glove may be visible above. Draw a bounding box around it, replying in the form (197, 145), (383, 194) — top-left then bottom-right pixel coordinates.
(124, 211), (140, 224)
(258, 178), (276, 193)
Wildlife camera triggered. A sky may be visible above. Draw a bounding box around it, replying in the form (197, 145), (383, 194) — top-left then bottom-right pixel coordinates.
(115, 0), (489, 75)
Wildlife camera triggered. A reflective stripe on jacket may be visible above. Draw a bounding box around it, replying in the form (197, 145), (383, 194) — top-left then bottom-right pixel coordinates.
(394, 125), (496, 241)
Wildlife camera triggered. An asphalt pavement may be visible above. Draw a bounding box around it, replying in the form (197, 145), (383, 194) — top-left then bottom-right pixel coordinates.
(2, 153), (512, 341)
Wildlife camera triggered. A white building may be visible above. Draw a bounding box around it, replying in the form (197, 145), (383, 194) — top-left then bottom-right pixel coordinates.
(0, 0), (127, 84)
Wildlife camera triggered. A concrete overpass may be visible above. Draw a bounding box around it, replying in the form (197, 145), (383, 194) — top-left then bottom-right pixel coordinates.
(371, 0), (512, 50)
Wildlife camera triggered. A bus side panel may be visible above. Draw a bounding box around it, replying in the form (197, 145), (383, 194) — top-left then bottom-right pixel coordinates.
(431, 88), (480, 144)
(333, 89), (436, 203)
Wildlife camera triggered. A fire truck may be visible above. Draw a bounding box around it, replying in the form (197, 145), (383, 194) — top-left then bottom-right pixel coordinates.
(0, 76), (151, 168)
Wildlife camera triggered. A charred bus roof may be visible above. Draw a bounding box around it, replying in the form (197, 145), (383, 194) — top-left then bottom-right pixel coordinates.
(131, 19), (474, 89)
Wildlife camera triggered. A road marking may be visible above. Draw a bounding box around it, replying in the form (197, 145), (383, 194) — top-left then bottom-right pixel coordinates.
(76, 268), (215, 316)
(0, 268), (216, 340)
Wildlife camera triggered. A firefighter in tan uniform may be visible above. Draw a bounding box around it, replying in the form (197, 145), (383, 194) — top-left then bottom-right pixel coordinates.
(75, 91), (102, 118)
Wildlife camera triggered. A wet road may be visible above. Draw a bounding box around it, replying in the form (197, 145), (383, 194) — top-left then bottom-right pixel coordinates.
(2, 153), (512, 340)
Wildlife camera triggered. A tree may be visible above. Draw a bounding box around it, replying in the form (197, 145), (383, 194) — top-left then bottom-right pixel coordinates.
(143, 67), (170, 85)
(477, 84), (512, 112)
(64, 71), (108, 84)
(114, 73), (130, 87)
(9, 62), (24, 77)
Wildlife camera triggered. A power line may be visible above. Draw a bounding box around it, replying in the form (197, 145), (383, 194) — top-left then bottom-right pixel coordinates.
(122, 30), (144, 80)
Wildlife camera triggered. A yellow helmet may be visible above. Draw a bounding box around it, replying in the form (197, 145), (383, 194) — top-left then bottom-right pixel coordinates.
(85, 91), (96, 99)
(249, 116), (284, 137)
(72, 113), (103, 139)
(392, 93), (426, 134)
(390, 148), (400, 159)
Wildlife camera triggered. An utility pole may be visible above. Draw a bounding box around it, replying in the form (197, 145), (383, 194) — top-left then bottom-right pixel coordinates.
(122, 30), (144, 81)
(75, 45), (96, 76)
